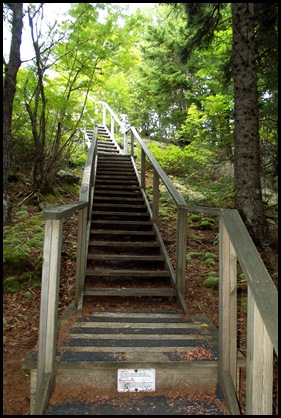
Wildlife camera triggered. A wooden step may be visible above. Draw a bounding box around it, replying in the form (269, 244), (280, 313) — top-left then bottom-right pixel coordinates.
(95, 179), (138, 186)
(95, 174), (137, 180)
(92, 204), (147, 212)
(50, 310), (219, 392)
(92, 210), (150, 218)
(84, 288), (177, 297)
(86, 269), (171, 277)
(91, 220), (153, 230)
(94, 190), (143, 198)
(90, 230), (157, 241)
(88, 241), (161, 254)
(93, 196), (145, 203)
(87, 254), (165, 261)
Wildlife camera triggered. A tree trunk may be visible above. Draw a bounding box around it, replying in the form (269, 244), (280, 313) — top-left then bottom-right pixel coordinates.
(3, 3), (23, 222)
(232, 3), (269, 247)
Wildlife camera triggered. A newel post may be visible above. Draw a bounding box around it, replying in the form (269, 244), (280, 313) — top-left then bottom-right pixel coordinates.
(219, 214), (238, 406)
(34, 218), (63, 414)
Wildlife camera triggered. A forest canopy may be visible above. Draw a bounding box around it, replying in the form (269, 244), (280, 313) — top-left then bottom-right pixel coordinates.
(3, 2), (278, 246)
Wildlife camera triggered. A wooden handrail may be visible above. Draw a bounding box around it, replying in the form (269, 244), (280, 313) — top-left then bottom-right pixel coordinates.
(129, 126), (188, 209)
(33, 127), (98, 415)
(34, 101), (277, 415)
(97, 101), (278, 415)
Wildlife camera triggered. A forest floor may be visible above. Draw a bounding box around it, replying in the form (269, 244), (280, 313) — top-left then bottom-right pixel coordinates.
(3, 176), (278, 415)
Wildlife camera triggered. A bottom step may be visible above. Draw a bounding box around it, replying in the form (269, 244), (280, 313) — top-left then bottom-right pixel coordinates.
(45, 387), (230, 415)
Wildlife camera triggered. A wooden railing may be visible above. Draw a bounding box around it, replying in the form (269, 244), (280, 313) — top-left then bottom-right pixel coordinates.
(33, 127), (98, 415)
(34, 101), (278, 415)
(96, 101), (278, 415)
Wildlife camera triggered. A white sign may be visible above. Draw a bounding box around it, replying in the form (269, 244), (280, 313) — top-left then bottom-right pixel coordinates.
(117, 369), (155, 392)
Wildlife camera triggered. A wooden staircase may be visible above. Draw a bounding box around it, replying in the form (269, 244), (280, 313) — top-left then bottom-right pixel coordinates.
(24, 103), (278, 415)
(84, 124), (177, 302)
(25, 123), (229, 414)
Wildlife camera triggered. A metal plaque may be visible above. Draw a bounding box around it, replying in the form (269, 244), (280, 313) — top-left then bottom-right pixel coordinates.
(117, 368), (155, 392)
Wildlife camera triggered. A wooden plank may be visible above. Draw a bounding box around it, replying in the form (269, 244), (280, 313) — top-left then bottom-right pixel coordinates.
(222, 209), (278, 354)
(219, 220), (237, 391)
(55, 365), (218, 391)
(88, 312), (190, 319)
(141, 149), (146, 189)
(66, 322), (208, 329)
(65, 333), (212, 341)
(176, 208), (187, 295)
(80, 126), (98, 202)
(75, 206), (88, 307)
(220, 370), (241, 415)
(86, 270), (170, 277)
(33, 372), (54, 415)
(84, 288), (176, 297)
(152, 170), (159, 225)
(87, 254), (165, 261)
(57, 346), (217, 355)
(36, 219), (62, 396)
(43, 201), (88, 220)
(246, 288), (274, 415)
(89, 241), (159, 247)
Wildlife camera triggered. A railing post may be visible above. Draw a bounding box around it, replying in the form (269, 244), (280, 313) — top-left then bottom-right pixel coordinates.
(246, 288), (274, 415)
(219, 217), (238, 408)
(141, 149), (146, 190)
(176, 207), (187, 296)
(152, 169), (159, 225)
(75, 206), (88, 309)
(34, 218), (63, 414)
(102, 104), (106, 125)
(130, 130), (134, 157)
(124, 131), (128, 154)
(111, 115), (114, 140)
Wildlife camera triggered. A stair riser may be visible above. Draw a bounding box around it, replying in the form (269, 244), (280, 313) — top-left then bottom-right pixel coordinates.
(92, 206), (148, 213)
(92, 215), (150, 221)
(55, 366), (218, 392)
(90, 234), (157, 241)
(88, 247), (160, 255)
(91, 223), (153, 230)
(87, 260), (166, 269)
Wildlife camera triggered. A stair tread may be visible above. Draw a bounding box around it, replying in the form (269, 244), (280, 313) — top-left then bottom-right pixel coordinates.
(89, 241), (159, 246)
(84, 288), (176, 297)
(86, 269), (171, 276)
(88, 254), (165, 260)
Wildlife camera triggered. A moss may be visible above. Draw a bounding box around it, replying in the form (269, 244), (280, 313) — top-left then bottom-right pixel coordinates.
(3, 248), (29, 275)
(200, 220), (213, 230)
(4, 271), (41, 294)
(204, 252), (218, 260)
(15, 210), (29, 219)
(204, 276), (219, 290)
(204, 258), (216, 266)
(186, 251), (203, 262)
(189, 214), (201, 222)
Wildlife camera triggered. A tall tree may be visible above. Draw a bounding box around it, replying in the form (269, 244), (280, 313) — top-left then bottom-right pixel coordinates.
(232, 3), (268, 247)
(3, 3), (23, 222)
(178, 2), (270, 247)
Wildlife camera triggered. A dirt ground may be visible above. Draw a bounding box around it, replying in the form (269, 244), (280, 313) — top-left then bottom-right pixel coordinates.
(3, 188), (278, 415)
